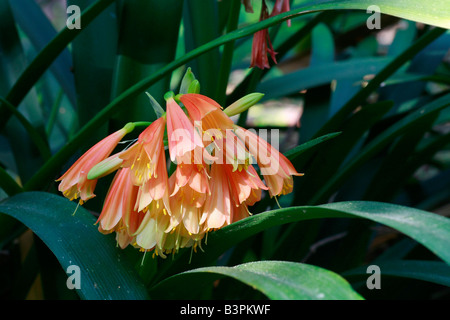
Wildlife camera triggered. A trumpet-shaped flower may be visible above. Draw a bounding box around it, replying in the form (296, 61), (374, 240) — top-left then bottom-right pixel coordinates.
(119, 117), (169, 211)
(57, 124), (132, 203)
(166, 96), (204, 162)
(233, 125), (303, 197)
(180, 93), (234, 134)
(96, 167), (139, 233)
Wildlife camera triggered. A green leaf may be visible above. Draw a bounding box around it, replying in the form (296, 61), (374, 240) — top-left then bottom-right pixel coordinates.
(9, 0), (76, 106)
(145, 92), (165, 119)
(310, 23), (335, 66)
(0, 97), (51, 161)
(0, 0), (116, 129)
(283, 132), (342, 160)
(294, 100), (394, 204)
(0, 167), (23, 196)
(155, 201), (450, 282)
(310, 93), (450, 204)
(0, 191), (149, 300)
(111, 0), (183, 126)
(343, 260), (450, 288)
(183, 0), (221, 98)
(313, 27), (445, 139)
(68, 0), (118, 131)
(150, 260), (363, 300)
(257, 57), (391, 101)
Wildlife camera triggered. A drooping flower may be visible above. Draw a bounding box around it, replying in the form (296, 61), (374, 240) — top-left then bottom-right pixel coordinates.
(241, 0), (254, 13)
(166, 94), (213, 203)
(96, 167), (141, 236)
(180, 93), (234, 134)
(201, 162), (233, 230)
(57, 123), (134, 203)
(166, 96), (204, 163)
(119, 117), (170, 212)
(233, 125), (303, 197)
(249, 0), (291, 69)
(132, 198), (173, 257)
(250, 0), (277, 70)
(57, 81), (303, 259)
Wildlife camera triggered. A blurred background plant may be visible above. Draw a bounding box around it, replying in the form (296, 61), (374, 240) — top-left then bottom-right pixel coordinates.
(0, 0), (449, 300)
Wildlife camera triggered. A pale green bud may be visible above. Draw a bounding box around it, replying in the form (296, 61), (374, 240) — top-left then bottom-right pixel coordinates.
(187, 80), (200, 94)
(87, 155), (124, 180)
(223, 93), (264, 117)
(123, 122), (135, 134)
(179, 67), (197, 94)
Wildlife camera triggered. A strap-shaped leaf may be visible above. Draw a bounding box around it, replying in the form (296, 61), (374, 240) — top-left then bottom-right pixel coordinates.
(343, 260), (450, 287)
(150, 260), (364, 300)
(0, 191), (149, 300)
(155, 201), (450, 282)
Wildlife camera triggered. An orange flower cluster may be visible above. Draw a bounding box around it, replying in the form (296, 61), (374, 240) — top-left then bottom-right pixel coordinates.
(57, 92), (302, 258)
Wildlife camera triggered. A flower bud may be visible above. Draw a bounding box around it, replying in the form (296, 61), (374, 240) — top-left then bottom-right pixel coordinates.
(188, 80), (200, 94)
(179, 67), (197, 94)
(87, 154), (124, 180)
(223, 93), (264, 117)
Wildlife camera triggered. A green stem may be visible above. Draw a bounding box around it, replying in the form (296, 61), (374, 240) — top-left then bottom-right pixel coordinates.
(215, 0), (241, 105)
(132, 121), (153, 127)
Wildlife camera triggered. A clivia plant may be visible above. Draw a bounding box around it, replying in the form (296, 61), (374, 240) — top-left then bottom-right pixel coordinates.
(0, 0), (449, 301)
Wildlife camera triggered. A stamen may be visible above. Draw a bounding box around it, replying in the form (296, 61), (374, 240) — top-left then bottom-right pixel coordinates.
(274, 195), (282, 209)
(72, 200), (82, 216)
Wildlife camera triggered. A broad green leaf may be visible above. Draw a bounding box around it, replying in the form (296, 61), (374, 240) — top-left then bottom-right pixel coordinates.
(150, 260), (363, 300)
(343, 260), (450, 287)
(310, 23), (334, 66)
(155, 201), (450, 282)
(0, 191), (149, 300)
